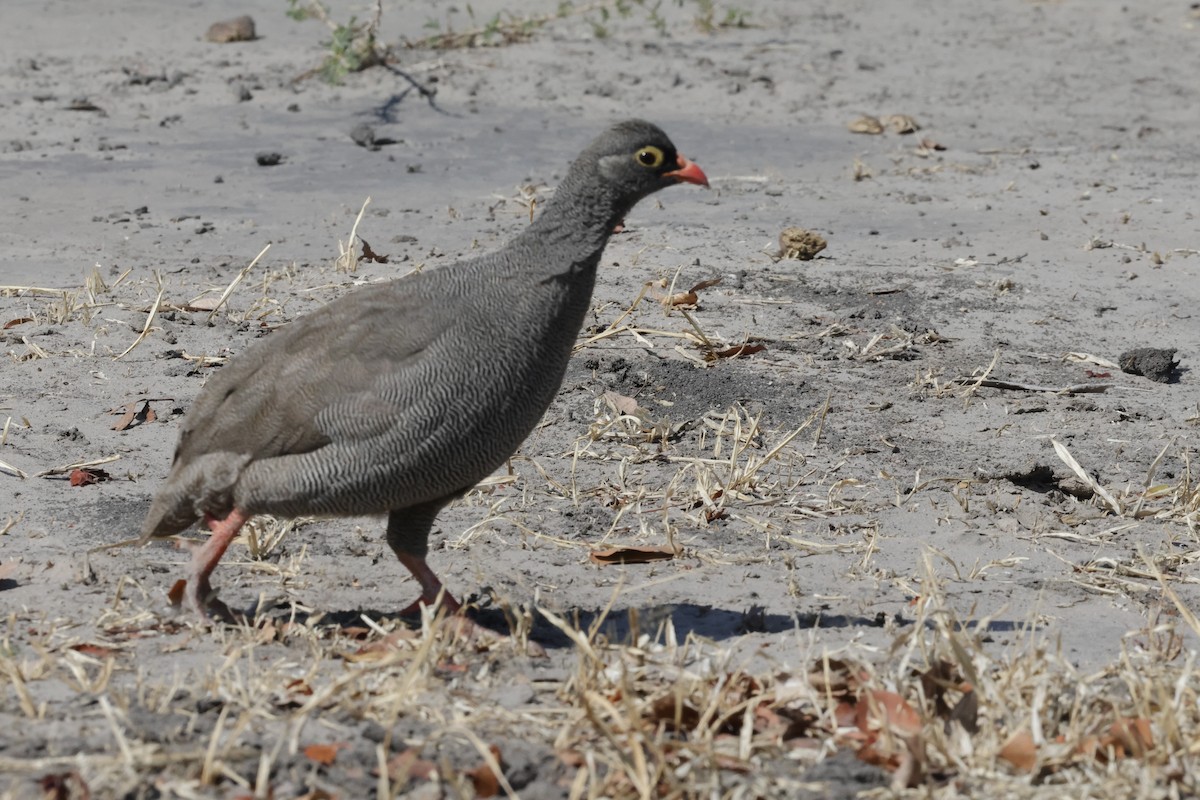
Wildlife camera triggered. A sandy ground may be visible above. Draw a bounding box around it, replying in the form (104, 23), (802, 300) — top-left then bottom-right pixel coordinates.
(2, 1), (1199, 797)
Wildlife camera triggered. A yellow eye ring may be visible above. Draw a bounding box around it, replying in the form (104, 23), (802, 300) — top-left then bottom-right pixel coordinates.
(635, 146), (665, 169)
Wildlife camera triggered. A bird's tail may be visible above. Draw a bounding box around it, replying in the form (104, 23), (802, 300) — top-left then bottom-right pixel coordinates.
(139, 453), (249, 542)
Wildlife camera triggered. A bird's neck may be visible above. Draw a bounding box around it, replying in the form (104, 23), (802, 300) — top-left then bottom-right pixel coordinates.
(518, 166), (629, 265)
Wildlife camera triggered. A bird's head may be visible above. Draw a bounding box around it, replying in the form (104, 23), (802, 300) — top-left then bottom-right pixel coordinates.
(588, 119), (709, 202)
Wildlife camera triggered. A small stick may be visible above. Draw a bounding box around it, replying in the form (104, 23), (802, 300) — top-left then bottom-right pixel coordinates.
(35, 454), (121, 478)
(207, 243), (271, 323)
(952, 377), (1112, 394)
(114, 271), (165, 360)
(0, 458), (27, 479)
(0, 285), (69, 296)
(336, 199), (371, 273)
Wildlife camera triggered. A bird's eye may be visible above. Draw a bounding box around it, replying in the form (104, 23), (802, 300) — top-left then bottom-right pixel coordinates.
(635, 146), (665, 169)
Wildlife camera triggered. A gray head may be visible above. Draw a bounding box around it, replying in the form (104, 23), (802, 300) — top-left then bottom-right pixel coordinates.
(541, 119), (709, 233)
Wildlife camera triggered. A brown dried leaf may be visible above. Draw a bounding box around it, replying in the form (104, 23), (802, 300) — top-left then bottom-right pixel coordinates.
(39, 772), (91, 800)
(466, 745), (503, 798)
(3, 317), (32, 329)
(602, 391), (642, 417)
(303, 742), (345, 766)
(181, 296), (223, 312)
(856, 690), (921, 738)
(1107, 717), (1154, 757)
(689, 277), (722, 293)
(848, 115), (884, 134)
(361, 238), (390, 264)
(999, 729), (1038, 773)
(344, 627), (420, 661)
(69, 643), (119, 659)
(1077, 717), (1155, 762)
(111, 400), (157, 431)
(379, 747), (438, 782)
(69, 468), (110, 486)
(649, 695), (702, 732)
(707, 343), (767, 360)
(664, 290), (699, 307)
(589, 545), (677, 565)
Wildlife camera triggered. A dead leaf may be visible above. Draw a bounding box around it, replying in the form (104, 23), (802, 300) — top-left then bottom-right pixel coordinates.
(466, 745), (503, 798)
(39, 772), (91, 800)
(602, 391), (642, 417)
(111, 400), (157, 431)
(649, 695), (702, 732)
(857, 690), (922, 738)
(179, 296), (223, 312)
(69, 468), (110, 486)
(378, 747), (438, 782)
(707, 343), (767, 360)
(167, 579), (188, 607)
(361, 238), (390, 264)
(3, 317), (32, 329)
(664, 290), (699, 307)
(883, 114), (921, 134)
(590, 545), (677, 565)
(1106, 717), (1154, 757)
(303, 742), (346, 766)
(344, 627), (420, 661)
(849, 115), (884, 134)
(690, 277), (722, 293)
(69, 643), (119, 659)
(999, 729), (1038, 772)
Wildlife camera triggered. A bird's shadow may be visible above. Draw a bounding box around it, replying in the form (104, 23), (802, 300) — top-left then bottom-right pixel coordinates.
(285, 601), (1028, 651)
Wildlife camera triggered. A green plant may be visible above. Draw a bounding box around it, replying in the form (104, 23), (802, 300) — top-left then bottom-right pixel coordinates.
(286, 0), (386, 83)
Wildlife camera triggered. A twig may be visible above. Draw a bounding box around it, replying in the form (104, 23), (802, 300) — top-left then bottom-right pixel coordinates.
(34, 454), (121, 478)
(114, 271), (165, 360)
(1050, 438), (1121, 515)
(0, 458), (28, 479)
(952, 378), (1112, 394)
(336, 200), (370, 273)
(207, 243), (271, 323)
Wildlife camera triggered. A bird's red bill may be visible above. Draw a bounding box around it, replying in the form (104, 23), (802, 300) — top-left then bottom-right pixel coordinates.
(666, 154), (709, 187)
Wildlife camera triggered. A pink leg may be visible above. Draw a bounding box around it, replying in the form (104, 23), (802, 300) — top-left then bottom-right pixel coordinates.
(396, 553), (461, 616)
(168, 508), (250, 622)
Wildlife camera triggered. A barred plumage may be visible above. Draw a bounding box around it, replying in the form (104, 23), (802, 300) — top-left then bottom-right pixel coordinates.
(140, 119), (709, 620)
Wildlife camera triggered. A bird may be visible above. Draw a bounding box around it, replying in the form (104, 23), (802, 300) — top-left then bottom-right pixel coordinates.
(139, 119), (709, 622)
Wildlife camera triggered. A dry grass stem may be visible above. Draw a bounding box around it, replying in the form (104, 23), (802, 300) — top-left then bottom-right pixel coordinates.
(114, 270), (165, 360)
(205, 243), (272, 323)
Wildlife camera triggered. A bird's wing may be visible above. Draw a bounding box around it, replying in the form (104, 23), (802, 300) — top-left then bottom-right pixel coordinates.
(171, 279), (453, 467)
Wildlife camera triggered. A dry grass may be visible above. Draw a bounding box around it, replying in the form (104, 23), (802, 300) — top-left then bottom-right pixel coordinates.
(3, 549), (1197, 798)
(4, 246), (1199, 798)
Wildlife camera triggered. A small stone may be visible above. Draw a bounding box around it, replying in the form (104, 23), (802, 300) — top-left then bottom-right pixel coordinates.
(1119, 347), (1178, 383)
(205, 16), (256, 43)
(777, 227), (828, 261)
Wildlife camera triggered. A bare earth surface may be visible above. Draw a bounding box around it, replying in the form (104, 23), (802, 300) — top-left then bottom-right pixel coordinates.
(2, 1), (1199, 797)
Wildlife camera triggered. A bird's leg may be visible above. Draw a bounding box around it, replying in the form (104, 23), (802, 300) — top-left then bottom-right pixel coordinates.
(386, 503), (461, 617)
(396, 553), (461, 616)
(169, 507), (250, 622)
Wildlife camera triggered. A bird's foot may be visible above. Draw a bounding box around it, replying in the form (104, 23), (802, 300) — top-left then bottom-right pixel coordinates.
(167, 577), (245, 625)
(398, 590), (462, 619)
